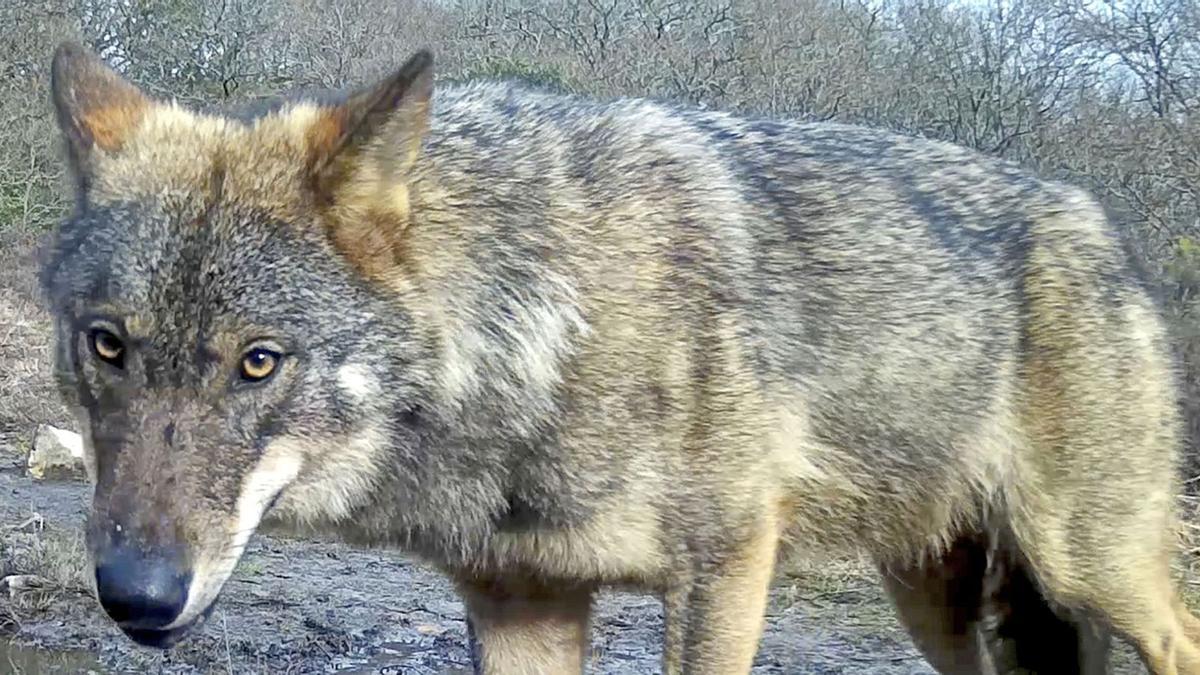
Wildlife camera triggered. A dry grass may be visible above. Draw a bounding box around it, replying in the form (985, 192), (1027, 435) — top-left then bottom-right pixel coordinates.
(1176, 492), (1200, 609)
(0, 508), (90, 621)
(0, 229), (70, 454)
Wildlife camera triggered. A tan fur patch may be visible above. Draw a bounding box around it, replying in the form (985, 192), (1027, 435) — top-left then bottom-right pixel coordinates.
(81, 102), (147, 152)
(459, 580), (593, 675)
(697, 532), (780, 673)
(487, 490), (667, 584)
(261, 424), (390, 528)
(664, 515), (781, 675)
(304, 106), (353, 169)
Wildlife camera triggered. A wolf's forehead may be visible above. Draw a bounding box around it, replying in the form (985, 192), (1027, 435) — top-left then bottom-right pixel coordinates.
(57, 196), (301, 343)
(86, 103), (321, 216)
(103, 218), (276, 326)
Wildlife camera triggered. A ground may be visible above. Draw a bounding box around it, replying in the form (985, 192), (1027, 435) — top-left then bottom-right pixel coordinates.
(0, 231), (1166, 674)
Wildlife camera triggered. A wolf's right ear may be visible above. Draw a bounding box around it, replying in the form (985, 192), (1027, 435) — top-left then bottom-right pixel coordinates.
(50, 42), (153, 195)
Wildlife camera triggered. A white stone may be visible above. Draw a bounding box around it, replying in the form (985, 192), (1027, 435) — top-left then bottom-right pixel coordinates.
(1, 574), (49, 599)
(27, 424), (85, 481)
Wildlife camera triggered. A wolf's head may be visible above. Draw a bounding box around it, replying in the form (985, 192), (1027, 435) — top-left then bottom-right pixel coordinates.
(40, 43), (442, 647)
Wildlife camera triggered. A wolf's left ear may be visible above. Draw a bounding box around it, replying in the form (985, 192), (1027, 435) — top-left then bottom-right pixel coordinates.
(302, 49), (434, 278)
(50, 42), (153, 194)
(304, 49), (435, 206)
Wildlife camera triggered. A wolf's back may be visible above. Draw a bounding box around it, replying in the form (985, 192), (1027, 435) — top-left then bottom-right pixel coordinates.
(426, 83), (1177, 556)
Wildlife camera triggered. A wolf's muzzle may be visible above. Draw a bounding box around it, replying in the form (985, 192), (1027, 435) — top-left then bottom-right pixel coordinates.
(94, 540), (191, 644)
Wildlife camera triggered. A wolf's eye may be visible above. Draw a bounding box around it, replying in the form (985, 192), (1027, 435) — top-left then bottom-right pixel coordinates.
(89, 328), (125, 368)
(240, 347), (281, 382)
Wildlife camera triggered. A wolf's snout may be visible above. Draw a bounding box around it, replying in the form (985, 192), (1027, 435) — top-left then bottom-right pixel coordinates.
(94, 543), (190, 631)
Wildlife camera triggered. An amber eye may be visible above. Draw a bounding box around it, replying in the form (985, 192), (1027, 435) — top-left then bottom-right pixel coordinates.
(89, 328), (125, 368)
(240, 347), (281, 382)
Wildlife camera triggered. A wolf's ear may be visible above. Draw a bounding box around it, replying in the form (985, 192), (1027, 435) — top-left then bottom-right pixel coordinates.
(304, 49), (435, 206)
(302, 49), (434, 278)
(50, 42), (153, 191)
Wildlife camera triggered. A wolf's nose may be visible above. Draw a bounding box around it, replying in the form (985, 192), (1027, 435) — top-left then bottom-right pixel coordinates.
(94, 544), (190, 629)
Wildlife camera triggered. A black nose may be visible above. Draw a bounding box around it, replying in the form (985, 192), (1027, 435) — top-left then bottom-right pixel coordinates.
(94, 544), (190, 630)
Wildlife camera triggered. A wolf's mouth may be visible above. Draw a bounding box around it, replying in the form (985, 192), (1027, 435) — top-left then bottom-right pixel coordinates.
(119, 603), (216, 649)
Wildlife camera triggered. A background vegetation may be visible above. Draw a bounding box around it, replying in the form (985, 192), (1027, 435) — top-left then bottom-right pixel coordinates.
(3, 0), (1199, 471)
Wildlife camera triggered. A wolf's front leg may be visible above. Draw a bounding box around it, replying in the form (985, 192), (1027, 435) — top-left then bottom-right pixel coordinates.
(457, 576), (594, 675)
(663, 523), (781, 674)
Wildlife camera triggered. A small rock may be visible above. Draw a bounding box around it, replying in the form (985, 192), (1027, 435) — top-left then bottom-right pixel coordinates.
(28, 424), (86, 481)
(8, 513), (44, 532)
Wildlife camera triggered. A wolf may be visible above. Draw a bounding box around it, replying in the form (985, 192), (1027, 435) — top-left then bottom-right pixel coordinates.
(40, 39), (1200, 674)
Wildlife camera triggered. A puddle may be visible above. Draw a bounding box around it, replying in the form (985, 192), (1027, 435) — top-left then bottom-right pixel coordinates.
(0, 639), (108, 674)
